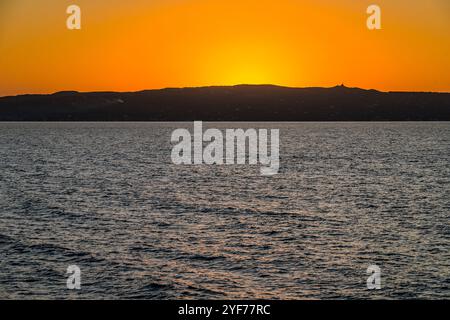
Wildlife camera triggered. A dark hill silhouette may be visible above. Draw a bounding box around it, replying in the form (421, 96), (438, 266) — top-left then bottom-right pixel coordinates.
(0, 85), (449, 121)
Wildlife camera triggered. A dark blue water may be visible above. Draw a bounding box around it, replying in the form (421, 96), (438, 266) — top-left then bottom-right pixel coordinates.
(0, 122), (449, 299)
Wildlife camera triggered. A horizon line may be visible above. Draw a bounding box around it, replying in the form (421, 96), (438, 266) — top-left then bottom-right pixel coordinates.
(1, 83), (450, 98)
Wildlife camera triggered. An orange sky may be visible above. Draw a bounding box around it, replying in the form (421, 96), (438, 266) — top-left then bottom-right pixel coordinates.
(0, 0), (449, 96)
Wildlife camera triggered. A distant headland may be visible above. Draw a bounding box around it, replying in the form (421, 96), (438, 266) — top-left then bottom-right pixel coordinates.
(0, 85), (449, 121)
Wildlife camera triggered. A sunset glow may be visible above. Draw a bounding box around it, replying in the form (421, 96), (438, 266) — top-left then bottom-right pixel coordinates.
(0, 0), (449, 96)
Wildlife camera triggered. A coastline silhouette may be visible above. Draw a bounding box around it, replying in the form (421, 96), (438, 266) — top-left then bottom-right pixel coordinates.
(1, 84), (449, 121)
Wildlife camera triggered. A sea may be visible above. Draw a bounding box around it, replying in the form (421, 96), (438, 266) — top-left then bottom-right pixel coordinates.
(0, 122), (449, 299)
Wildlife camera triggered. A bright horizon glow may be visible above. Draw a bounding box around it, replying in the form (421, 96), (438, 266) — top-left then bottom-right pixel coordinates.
(0, 0), (449, 96)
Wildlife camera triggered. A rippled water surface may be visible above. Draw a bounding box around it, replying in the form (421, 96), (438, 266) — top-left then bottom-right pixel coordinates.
(0, 122), (449, 299)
